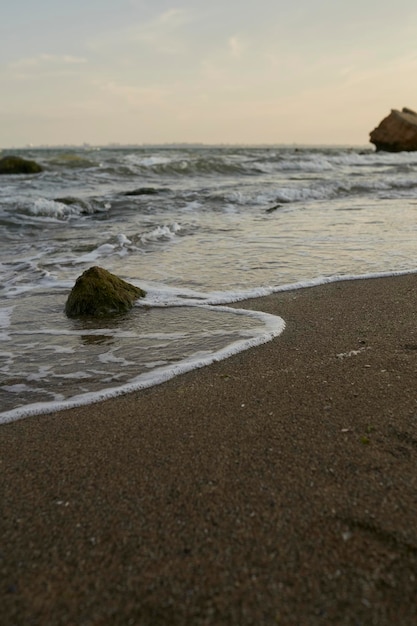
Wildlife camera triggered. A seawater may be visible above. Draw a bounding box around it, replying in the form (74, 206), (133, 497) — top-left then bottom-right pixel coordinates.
(1, 145), (417, 423)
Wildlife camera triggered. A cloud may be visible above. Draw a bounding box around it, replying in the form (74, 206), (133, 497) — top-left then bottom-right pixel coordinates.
(228, 36), (245, 59)
(159, 8), (189, 26)
(132, 8), (191, 44)
(95, 80), (170, 108)
(7, 53), (87, 81)
(89, 7), (194, 57)
(11, 54), (87, 69)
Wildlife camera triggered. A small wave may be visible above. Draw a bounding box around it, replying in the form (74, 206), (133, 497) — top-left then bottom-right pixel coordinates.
(139, 223), (181, 243)
(252, 155), (334, 174)
(53, 196), (107, 215)
(274, 186), (332, 203)
(74, 243), (119, 264)
(132, 155), (174, 167)
(1, 196), (110, 226)
(337, 176), (417, 196)
(211, 183), (337, 206)
(120, 152), (263, 177)
(28, 198), (80, 219)
(65, 224), (182, 265)
(47, 152), (97, 169)
(1, 258), (58, 298)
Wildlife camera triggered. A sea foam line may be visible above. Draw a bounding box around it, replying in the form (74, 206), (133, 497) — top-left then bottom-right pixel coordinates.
(1, 268), (416, 426)
(193, 267), (417, 306)
(0, 305), (284, 425)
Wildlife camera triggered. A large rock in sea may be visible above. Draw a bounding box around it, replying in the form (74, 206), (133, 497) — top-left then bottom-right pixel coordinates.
(0, 155), (43, 174)
(65, 266), (146, 318)
(369, 107), (417, 152)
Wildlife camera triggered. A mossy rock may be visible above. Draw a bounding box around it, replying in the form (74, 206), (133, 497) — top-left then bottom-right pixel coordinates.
(65, 266), (146, 318)
(123, 187), (158, 196)
(0, 155), (43, 174)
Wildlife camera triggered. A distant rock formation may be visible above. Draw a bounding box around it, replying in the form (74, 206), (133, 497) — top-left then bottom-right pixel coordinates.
(65, 266), (146, 318)
(0, 155), (43, 174)
(370, 108), (417, 152)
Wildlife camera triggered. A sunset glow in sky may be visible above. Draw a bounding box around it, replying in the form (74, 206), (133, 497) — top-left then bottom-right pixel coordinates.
(2, 0), (417, 147)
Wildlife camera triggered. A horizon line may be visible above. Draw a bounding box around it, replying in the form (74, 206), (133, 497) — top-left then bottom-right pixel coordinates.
(1, 141), (372, 151)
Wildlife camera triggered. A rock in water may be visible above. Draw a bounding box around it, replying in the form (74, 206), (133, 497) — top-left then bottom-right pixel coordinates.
(0, 155), (43, 174)
(369, 107), (417, 152)
(123, 187), (158, 196)
(65, 266), (146, 318)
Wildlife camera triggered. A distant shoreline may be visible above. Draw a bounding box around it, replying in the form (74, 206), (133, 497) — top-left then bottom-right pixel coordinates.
(2, 142), (373, 151)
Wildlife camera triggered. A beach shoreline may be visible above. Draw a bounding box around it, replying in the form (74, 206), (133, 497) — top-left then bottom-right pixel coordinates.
(2, 274), (417, 625)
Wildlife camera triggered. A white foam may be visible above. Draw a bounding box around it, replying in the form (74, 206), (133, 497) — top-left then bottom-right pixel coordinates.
(0, 350), (13, 360)
(180, 267), (417, 306)
(24, 198), (94, 221)
(130, 155), (173, 167)
(1, 261), (71, 299)
(140, 223), (181, 243)
(0, 307), (14, 340)
(27, 366), (52, 381)
(98, 351), (135, 366)
(2, 383), (33, 393)
(46, 346), (76, 354)
(14, 328), (140, 339)
(116, 233), (132, 246)
(52, 371), (92, 380)
(76, 243), (116, 263)
(139, 265), (417, 310)
(183, 201), (203, 211)
(275, 187), (327, 203)
(254, 155), (334, 174)
(145, 360), (169, 369)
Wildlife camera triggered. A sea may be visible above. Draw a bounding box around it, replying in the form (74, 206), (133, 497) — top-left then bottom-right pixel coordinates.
(1, 144), (417, 424)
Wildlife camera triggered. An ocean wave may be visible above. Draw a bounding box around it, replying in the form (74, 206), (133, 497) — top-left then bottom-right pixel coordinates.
(58, 224), (183, 265)
(30, 198), (88, 219)
(45, 152), (98, 169)
(139, 223), (182, 243)
(119, 152), (264, 177)
(0, 196), (110, 226)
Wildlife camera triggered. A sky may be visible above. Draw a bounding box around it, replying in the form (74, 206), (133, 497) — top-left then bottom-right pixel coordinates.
(2, 0), (417, 147)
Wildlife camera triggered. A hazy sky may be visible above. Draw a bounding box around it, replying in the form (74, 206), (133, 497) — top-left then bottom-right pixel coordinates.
(2, 0), (417, 147)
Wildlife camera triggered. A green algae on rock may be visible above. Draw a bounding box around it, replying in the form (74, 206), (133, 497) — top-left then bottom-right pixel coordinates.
(65, 266), (146, 318)
(0, 155), (43, 174)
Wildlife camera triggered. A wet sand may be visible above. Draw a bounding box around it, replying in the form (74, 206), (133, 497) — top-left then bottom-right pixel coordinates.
(2, 274), (417, 625)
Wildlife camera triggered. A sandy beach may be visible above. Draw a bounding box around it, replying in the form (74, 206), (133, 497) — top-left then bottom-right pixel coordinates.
(2, 273), (417, 625)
